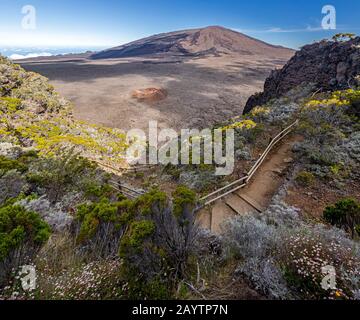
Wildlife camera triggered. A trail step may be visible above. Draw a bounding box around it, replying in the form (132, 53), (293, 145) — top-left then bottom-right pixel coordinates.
(211, 201), (235, 234)
(196, 207), (212, 230)
(235, 193), (265, 213)
(224, 194), (255, 215)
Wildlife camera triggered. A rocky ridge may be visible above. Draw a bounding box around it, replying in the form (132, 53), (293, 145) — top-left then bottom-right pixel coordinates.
(244, 37), (360, 113)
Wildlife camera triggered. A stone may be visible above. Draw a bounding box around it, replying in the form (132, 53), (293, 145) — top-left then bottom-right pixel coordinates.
(283, 157), (294, 163)
(336, 61), (348, 83)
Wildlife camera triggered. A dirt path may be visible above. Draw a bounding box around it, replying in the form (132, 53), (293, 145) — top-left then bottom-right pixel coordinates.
(197, 135), (299, 233)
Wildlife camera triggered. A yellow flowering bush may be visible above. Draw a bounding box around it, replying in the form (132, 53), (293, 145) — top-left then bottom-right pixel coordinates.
(250, 106), (270, 117)
(0, 56), (131, 168)
(304, 89), (360, 110)
(305, 97), (350, 109)
(222, 119), (257, 131)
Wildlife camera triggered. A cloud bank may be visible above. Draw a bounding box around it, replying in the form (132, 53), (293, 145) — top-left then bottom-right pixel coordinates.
(9, 52), (53, 60)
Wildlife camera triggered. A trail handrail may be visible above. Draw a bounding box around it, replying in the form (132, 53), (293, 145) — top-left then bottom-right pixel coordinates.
(109, 180), (146, 199)
(247, 120), (298, 180)
(90, 159), (156, 173)
(198, 119), (299, 208)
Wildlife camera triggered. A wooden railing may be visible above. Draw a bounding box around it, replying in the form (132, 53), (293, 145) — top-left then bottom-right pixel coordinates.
(90, 159), (156, 173)
(90, 120), (298, 204)
(197, 119), (299, 208)
(109, 180), (146, 199)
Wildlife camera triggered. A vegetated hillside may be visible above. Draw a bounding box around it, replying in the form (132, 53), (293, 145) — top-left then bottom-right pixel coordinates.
(0, 56), (129, 167)
(91, 26), (294, 59)
(1, 32), (360, 302)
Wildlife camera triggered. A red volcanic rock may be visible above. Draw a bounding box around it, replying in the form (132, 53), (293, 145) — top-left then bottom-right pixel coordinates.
(131, 88), (168, 103)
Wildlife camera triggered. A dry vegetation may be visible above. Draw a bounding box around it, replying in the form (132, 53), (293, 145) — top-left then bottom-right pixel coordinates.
(1, 35), (360, 301)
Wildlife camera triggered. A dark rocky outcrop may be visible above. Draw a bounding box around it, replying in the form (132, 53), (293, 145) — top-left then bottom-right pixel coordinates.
(244, 37), (360, 114)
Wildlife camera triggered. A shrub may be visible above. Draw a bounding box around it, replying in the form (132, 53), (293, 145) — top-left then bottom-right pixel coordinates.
(0, 155), (28, 175)
(222, 200), (360, 300)
(27, 149), (97, 203)
(223, 214), (289, 299)
(266, 102), (299, 123)
(45, 260), (124, 300)
(118, 187), (199, 299)
(221, 201), (302, 299)
(295, 171), (315, 187)
(0, 204), (50, 285)
(281, 225), (360, 299)
(84, 182), (114, 200)
(324, 198), (360, 238)
(0, 97), (22, 114)
(340, 132), (360, 163)
(172, 186), (196, 218)
(222, 119), (257, 131)
(250, 106), (270, 120)
(119, 220), (155, 257)
(75, 197), (133, 258)
(332, 33), (356, 42)
(34, 259), (123, 300)
(0, 170), (28, 205)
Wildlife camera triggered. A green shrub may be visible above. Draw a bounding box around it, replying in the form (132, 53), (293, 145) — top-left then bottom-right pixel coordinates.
(26, 150), (96, 203)
(76, 198), (122, 243)
(0, 204), (50, 260)
(295, 171), (315, 187)
(121, 271), (171, 300)
(0, 151), (39, 178)
(323, 198), (360, 238)
(119, 220), (155, 257)
(74, 187), (198, 299)
(172, 186), (196, 218)
(0, 97), (22, 114)
(133, 189), (167, 215)
(75, 197), (135, 257)
(0, 203), (50, 284)
(84, 182), (113, 200)
(347, 90), (360, 118)
(0, 156), (28, 175)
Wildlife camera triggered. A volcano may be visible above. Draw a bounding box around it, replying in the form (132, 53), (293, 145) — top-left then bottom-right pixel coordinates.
(90, 26), (293, 59)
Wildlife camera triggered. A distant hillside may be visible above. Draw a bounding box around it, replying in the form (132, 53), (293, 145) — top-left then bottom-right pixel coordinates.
(91, 26), (294, 59)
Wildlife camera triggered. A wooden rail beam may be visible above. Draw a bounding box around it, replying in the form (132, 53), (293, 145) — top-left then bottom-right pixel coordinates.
(197, 119), (299, 211)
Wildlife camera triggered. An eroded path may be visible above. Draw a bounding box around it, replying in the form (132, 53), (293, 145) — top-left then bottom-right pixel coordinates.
(198, 135), (299, 233)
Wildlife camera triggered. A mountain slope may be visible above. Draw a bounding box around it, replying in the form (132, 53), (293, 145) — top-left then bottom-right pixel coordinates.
(91, 26), (294, 59)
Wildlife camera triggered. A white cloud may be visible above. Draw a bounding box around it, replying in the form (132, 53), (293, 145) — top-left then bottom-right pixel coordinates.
(0, 30), (117, 47)
(9, 52), (53, 60)
(265, 26), (324, 33)
(236, 25), (329, 34)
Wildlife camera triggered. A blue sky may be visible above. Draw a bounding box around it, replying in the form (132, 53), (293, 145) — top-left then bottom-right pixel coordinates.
(0, 0), (359, 49)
